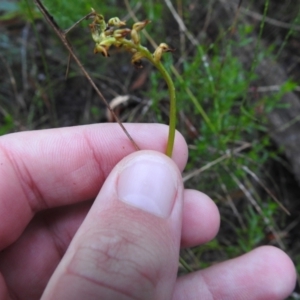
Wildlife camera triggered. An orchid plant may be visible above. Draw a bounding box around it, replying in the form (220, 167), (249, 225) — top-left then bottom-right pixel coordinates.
(88, 9), (177, 157)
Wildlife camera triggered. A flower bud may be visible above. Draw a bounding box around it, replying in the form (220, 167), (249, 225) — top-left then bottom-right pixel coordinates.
(92, 12), (107, 32)
(94, 44), (109, 57)
(103, 27), (115, 37)
(153, 43), (175, 63)
(131, 52), (144, 68)
(131, 28), (140, 45)
(132, 20), (151, 32)
(114, 28), (131, 39)
(131, 20), (150, 44)
(89, 24), (102, 43)
(108, 17), (126, 27)
(89, 9), (107, 43)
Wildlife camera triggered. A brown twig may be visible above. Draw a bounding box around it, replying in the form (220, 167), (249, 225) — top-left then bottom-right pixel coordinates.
(33, 0), (140, 151)
(183, 143), (252, 182)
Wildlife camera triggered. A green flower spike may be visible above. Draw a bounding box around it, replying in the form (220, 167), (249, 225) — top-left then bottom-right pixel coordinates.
(89, 10), (176, 157)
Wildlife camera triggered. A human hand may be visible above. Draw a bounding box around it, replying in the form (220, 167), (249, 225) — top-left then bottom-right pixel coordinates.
(0, 124), (296, 299)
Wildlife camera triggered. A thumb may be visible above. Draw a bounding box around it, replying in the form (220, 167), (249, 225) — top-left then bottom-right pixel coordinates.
(42, 150), (184, 300)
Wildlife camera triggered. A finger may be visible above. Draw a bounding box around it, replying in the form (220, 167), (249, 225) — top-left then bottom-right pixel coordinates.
(181, 190), (219, 248)
(0, 273), (10, 300)
(173, 246), (296, 300)
(0, 124), (188, 249)
(42, 151), (184, 299)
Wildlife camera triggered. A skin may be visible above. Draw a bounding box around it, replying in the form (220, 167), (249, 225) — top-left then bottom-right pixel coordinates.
(0, 123), (296, 299)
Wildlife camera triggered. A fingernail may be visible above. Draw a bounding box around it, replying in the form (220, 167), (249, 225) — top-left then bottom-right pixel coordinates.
(117, 155), (178, 218)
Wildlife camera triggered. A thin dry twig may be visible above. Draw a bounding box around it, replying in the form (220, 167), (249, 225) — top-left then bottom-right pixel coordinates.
(163, 0), (199, 46)
(223, 165), (285, 250)
(201, 0), (216, 35)
(34, 0), (139, 151)
(183, 143), (251, 182)
(250, 85), (300, 93)
(242, 165), (290, 215)
(240, 6), (300, 32)
(176, 0), (186, 60)
(217, 173), (246, 229)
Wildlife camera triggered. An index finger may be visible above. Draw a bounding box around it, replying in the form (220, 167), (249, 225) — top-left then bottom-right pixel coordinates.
(0, 123), (188, 249)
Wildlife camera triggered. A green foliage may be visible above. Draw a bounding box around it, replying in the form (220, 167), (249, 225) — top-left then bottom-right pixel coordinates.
(0, 114), (14, 136)
(237, 202), (278, 253)
(178, 43), (261, 167)
(173, 24), (288, 194)
(0, 1), (20, 21)
(159, 19), (294, 266)
(236, 207), (267, 252)
(17, 0), (116, 28)
(143, 1), (163, 20)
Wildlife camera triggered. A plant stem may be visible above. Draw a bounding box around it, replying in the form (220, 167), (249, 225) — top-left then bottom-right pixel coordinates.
(122, 39), (177, 157)
(179, 256), (193, 273)
(155, 62), (176, 157)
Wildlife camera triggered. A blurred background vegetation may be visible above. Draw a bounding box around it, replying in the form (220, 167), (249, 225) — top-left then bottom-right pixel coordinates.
(1, 0), (300, 297)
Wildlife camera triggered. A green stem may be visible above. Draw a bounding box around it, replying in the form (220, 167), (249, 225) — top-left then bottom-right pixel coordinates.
(155, 61), (176, 157)
(122, 40), (176, 157)
(179, 256), (193, 273)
